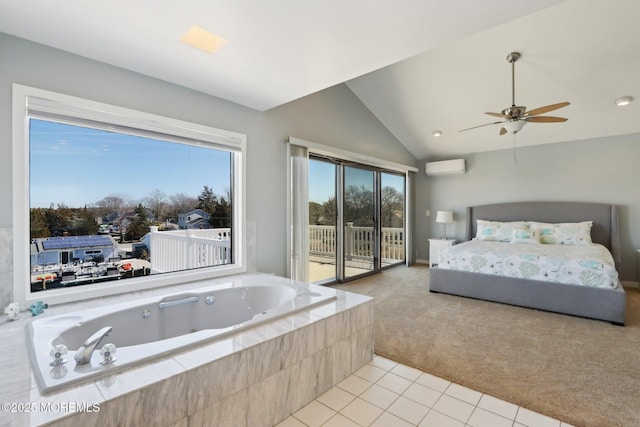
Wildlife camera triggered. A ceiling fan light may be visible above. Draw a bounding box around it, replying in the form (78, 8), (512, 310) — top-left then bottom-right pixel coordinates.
(615, 96), (633, 106)
(503, 120), (526, 134)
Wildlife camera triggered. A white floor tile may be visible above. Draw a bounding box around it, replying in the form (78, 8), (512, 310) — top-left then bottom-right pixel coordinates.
(291, 355), (568, 427)
(354, 364), (388, 382)
(321, 413), (361, 427)
(467, 407), (513, 427)
(370, 411), (414, 427)
(444, 382), (482, 405)
(418, 409), (465, 427)
(375, 372), (412, 394)
(477, 394), (518, 420)
(390, 363), (423, 381)
(337, 375), (373, 396)
(340, 398), (384, 426)
(431, 394), (475, 423)
(293, 400), (336, 427)
(515, 407), (561, 427)
(359, 383), (400, 410)
(275, 415), (307, 427)
(415, 372), (451, 392)
(386, 396), (430, 424)
(402, 382), (442, 408)
(317, 386), (356, 412)
(369, 355), (397, 372)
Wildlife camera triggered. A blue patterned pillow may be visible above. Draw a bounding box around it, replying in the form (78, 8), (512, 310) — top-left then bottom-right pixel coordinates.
(529, 221), (593, 245)
(510, 226), (541, 244)
(476, 220), (528, 242)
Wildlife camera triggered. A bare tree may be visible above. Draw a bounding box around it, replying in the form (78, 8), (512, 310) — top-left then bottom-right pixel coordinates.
(168, 192), (198, 219)
(93, 194), (129, 221)
(144, 189), (167, 223)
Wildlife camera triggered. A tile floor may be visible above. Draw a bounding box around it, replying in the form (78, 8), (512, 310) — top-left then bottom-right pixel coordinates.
(277, 355), (573, 427)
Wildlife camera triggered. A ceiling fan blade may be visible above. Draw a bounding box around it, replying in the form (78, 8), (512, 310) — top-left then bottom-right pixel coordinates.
(459, 121), (504, 132)
(499, 127), (507, 135)
(523, 116), (568, 123)
(524, 102), (570, 117)
(485, 112), (509, 119)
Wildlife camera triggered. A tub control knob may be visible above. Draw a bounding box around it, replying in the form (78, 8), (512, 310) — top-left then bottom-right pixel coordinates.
(49, 344), (68, 366)
(99, 343), (117, 365)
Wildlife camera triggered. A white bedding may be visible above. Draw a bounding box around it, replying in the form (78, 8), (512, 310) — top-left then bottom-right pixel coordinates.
(437, 240), (619, 289)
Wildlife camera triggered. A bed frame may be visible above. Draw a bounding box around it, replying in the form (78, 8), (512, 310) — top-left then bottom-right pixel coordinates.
(429, 201), (626, 325)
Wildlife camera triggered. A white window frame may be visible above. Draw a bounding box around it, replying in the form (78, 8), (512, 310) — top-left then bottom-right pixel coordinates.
(12, 84), (246, 306)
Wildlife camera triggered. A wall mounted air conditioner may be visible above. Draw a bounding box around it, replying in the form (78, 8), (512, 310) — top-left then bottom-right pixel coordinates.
(425, 159), (466, 176)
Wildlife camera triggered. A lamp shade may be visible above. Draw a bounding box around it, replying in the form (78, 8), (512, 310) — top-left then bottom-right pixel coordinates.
(435, 210), (453, 223)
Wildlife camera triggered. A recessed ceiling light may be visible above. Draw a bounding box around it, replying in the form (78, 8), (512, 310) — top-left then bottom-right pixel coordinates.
(180, 25), (228, 54)
(615, 96), (633, 106)
(432, 130), (443, 137)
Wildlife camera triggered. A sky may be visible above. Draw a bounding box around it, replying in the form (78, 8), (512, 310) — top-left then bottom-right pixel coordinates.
(29, 119), (231, 209)
(29, 119), (404, 210)
(309, 158), (405, 204)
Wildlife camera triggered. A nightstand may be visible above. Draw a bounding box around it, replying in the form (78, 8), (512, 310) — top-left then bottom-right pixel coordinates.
(428, 238), (457, 267)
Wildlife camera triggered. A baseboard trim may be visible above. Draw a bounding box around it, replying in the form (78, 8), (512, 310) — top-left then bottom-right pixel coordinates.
(416, 259), (428, 265)
(622, 280), (639, 289)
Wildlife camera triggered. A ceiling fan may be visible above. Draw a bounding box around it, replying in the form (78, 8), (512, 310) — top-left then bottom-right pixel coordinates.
(460, 52), (570, 135)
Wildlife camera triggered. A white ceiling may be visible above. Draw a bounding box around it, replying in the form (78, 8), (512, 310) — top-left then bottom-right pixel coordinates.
(1, 0), (638, 159)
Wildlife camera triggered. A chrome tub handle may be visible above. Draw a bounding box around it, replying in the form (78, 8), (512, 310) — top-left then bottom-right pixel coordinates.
(158, 295), (199, 309)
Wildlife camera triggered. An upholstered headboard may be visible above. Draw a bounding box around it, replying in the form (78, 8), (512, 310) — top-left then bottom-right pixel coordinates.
(465, 201), (621, 269)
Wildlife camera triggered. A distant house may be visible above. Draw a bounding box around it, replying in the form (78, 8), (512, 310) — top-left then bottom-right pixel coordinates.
(31, 235), (119, 267)
(178, 209), (211, 229)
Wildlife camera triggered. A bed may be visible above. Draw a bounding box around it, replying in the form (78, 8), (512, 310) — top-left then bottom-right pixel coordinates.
(429, 201), (626, 325)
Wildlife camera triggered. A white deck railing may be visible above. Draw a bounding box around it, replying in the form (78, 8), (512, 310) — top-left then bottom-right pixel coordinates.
(150, 225), (403, 273)
(149, 228), (231, 273)
(309, 224), (404, 263)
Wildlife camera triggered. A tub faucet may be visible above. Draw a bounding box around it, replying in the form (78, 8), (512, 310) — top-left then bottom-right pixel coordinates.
(74, 326), (113, 365)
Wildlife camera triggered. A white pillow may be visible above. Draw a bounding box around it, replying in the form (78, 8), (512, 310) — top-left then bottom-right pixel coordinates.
(510, 226), (541, 244)
(529, 221), (593, 245)
(476, 220), (528, 242)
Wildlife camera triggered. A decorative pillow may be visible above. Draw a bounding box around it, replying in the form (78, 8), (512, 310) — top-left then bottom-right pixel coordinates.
(476, 220), (528, 242)
(529, 221), (593, 245)
(510, 226), (540, 244)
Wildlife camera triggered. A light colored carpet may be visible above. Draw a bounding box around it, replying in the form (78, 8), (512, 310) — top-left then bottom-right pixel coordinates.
(333, 265), (640, 427)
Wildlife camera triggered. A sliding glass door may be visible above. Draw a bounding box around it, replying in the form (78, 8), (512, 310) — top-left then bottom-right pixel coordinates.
(381, 172), (405, 268)
(343, 165), (378, 279)
(308, 158), (337, 283)
(307, 156), (406, 284)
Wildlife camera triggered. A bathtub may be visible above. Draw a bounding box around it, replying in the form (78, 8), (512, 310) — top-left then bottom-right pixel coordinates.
(27, 275), (336, 394)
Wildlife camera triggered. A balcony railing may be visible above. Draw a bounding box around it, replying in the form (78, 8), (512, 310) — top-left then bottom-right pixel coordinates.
(149, 228), (231, 273)
(309, 224), (404, 263)
(149, 224), (404, 275)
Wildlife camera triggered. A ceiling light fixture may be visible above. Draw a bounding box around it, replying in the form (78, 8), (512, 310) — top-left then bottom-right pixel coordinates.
(432, 130), (442, 137)
(180, 25), (228, 54)
(615, 96), (633, 107)
(503, 120), (526, 134)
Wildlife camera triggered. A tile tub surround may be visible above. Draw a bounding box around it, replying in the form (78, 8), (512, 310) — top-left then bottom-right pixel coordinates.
(0, 273), (374, 427)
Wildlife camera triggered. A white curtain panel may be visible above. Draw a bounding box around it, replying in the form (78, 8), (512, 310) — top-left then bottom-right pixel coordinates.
(288, 144), (309, 282)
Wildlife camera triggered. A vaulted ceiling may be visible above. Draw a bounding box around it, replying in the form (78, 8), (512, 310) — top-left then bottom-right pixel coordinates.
(1, 0), (638, 159)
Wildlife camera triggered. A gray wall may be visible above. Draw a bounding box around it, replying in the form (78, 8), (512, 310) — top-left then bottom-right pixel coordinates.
(0, 33), (417, 306)
(416, 134), (640, 282)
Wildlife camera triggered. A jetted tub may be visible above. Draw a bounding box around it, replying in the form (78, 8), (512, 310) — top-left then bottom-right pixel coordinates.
(27, 275), (337, 394)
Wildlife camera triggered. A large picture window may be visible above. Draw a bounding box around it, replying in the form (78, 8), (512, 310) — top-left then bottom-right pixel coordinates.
(13, 85), (246, 306)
